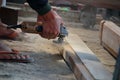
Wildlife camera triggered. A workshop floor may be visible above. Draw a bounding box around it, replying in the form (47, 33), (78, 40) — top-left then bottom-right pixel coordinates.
(0, 34), (76, 80)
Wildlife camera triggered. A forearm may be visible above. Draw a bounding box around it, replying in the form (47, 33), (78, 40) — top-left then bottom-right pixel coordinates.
(27, 0), (51, 15)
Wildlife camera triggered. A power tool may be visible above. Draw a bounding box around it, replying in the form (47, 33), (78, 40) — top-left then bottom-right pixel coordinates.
(7, 22), (68, 43)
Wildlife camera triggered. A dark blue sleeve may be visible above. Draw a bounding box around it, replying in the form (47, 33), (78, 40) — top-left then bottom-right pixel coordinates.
(27, 0), (51, 15)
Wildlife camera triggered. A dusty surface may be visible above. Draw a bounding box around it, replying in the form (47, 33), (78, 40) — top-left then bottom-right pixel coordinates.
(0, 34), (76, 80)
(56, 10), (116, 73)
(0, 4), (116, 80)
(57, 10), (116, 73)
(64, 21), (115, 73)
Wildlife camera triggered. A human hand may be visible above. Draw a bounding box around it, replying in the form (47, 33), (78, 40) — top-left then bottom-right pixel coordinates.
(37, 9), (63, 39)
(0, 21), (18, 39)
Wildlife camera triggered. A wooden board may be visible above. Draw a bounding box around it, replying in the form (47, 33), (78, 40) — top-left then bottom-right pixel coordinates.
(60, 43), (94, 80)
(64, 33), (113, 80)
(100, 21), (120, 58)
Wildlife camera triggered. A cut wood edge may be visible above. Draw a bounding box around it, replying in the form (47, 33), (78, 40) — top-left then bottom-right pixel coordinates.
(102, 42), (117, 58)
(100, 20), (106, 45)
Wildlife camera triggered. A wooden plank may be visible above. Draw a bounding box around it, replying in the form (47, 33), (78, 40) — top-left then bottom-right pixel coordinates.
(100, 20), (105, 45)
(66, 33), (113, 80)
(102, 42), (117, 57)
(61, 43), (94, 80)
(100, 21), (120, 57)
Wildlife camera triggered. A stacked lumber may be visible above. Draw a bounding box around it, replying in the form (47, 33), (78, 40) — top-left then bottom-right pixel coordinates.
(100, 20), (120, 58)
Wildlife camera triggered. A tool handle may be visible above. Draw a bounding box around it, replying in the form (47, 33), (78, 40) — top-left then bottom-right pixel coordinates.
(7, 25), (22, 29)
(7, 25), (43, 32)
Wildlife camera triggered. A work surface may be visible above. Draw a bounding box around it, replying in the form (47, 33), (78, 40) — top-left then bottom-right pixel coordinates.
(57, 10), (116, 73)
(0, 34), (76, 80)
(0, 4), (116, 79)
(64, 21), (115, 73)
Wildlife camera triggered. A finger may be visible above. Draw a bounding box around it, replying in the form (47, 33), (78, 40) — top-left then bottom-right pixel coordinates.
(36, 22), (43, 27)
(39, 33), (47, 39)
(48, 27), (58, 39)
(37, 16), (44, 22)
(39, 32), (51, 39)
(40, 32), (58, 39)
(37, 22), (43, 25)
(61, 20), (64, 26)
(49, 31), (59, 39)
(41, 33), (56, 39)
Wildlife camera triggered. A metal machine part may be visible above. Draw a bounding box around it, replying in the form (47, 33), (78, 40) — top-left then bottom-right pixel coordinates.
(57, 25), (68, 43)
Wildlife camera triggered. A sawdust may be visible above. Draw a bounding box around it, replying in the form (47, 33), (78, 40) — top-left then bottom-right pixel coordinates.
(0, 33), (76, 80)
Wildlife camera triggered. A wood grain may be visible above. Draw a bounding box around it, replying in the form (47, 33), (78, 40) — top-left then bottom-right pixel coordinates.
(65, 33), (113, 80)
(100, 21), (120, 58)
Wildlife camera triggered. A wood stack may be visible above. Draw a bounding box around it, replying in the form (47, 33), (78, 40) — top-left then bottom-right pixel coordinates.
(100, 20), (120, 58)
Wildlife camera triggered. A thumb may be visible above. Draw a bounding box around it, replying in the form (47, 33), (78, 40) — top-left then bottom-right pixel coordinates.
(36, 22), (43, 26)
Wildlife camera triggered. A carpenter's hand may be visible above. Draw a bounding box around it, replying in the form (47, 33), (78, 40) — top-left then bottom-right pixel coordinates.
(37, 9), (63, 39)
(0, 21), (18, 39)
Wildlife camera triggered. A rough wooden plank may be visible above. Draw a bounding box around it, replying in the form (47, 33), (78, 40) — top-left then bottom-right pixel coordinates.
(100, 21), (120, 57)
(100, 20), (105, 45)
(61, 43), (94, 80)
(66, 33), (113, 80)
(102, 42), (117, 57)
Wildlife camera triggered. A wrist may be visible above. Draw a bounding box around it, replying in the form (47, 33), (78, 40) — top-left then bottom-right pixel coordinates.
(37, 3), (51, 15)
